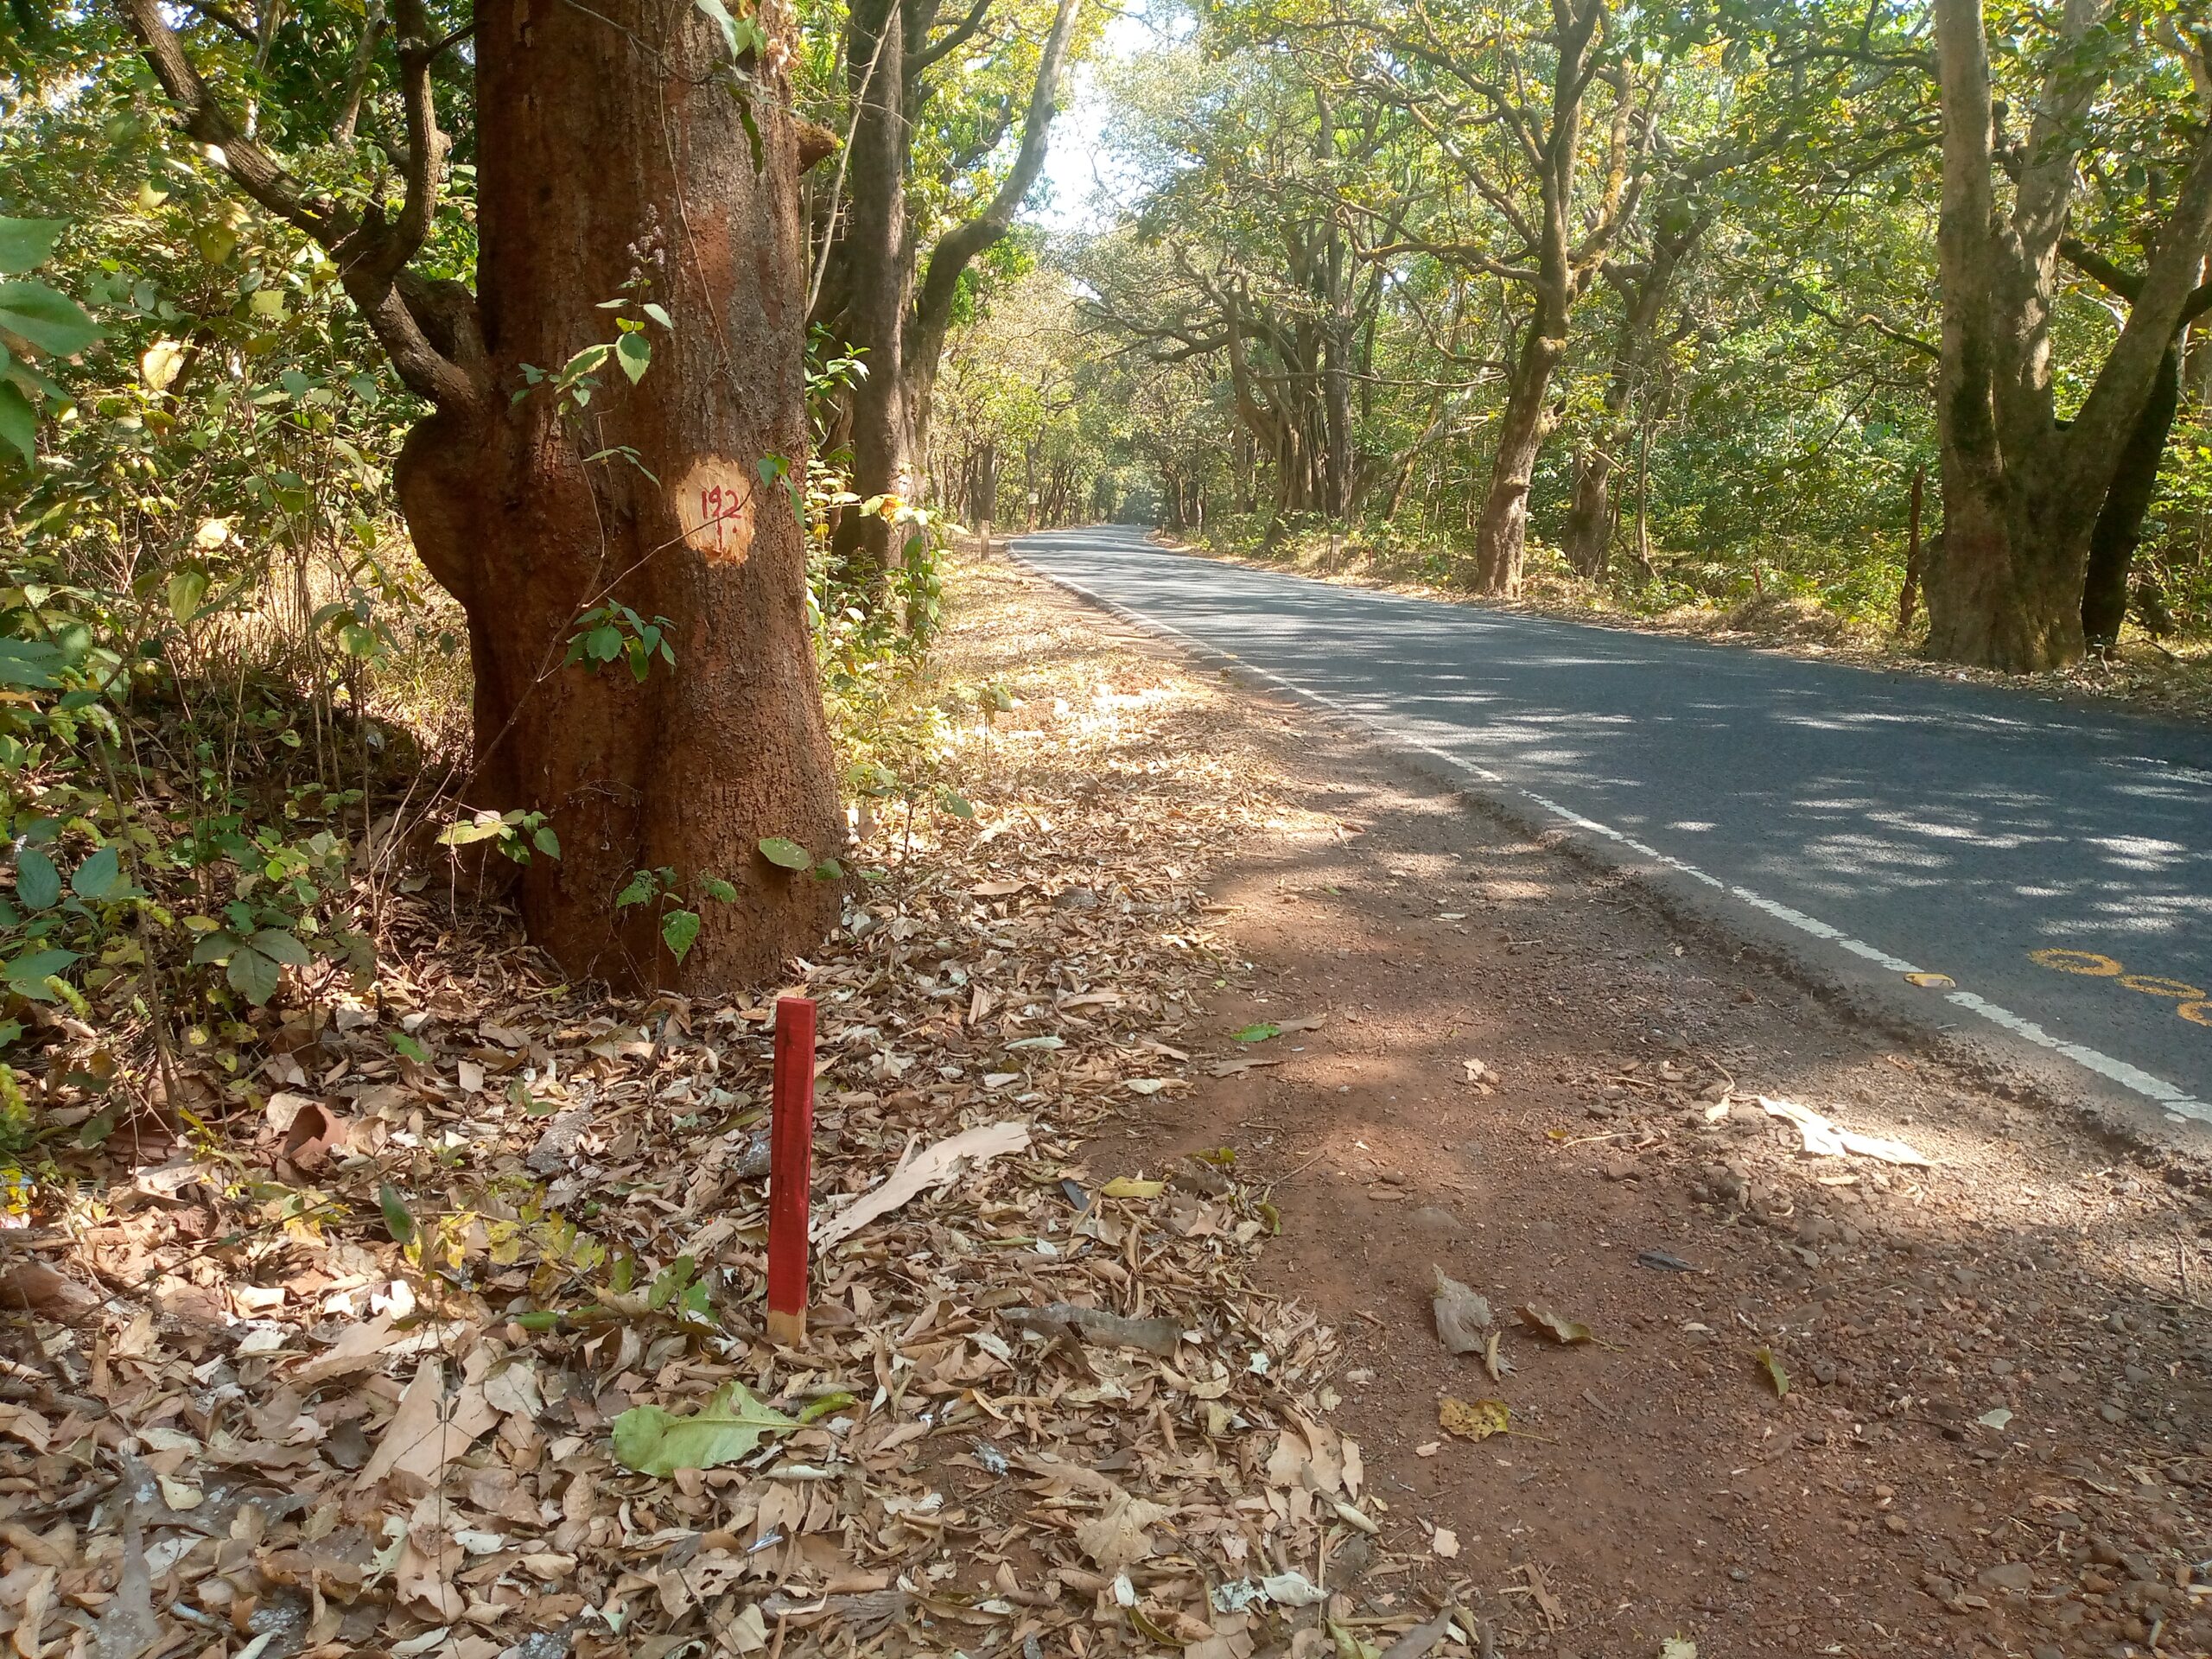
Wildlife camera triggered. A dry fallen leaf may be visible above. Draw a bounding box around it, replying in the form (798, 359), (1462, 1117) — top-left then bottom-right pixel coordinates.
(1101, 1175), (1166, 1198)
(1439, 1396), (1511, 1441)
(1075, 1491), (1173, 1573)
(1431, 1265), (1491, 1355)
(1517, 1302), (1597, 1344)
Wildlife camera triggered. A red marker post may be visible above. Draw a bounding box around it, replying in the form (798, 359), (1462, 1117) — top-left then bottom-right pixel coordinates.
(766, 995), (817, 1347)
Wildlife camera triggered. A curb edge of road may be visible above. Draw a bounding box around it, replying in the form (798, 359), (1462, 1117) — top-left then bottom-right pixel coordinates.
(1004, 541), (2212, 1166)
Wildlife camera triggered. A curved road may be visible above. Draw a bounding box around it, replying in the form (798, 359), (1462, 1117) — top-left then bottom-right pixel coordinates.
(1014, 525), (2212, 1130)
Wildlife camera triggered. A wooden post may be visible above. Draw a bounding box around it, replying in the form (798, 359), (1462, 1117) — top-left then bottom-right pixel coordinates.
(1897, 463), (1926, 634)
(766, 995), (816, 1347)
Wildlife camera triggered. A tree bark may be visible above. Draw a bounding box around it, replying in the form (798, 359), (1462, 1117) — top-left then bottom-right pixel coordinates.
(121, 0), (843, 991)
(823, 0), (913, 589)
(2081, 343), (2182, 649)
(1562, 214), (1699, 579)
(1924, 0), (2212, 669)
(1472, 307), (1564, 592)
(1463, 2), (1625, 595)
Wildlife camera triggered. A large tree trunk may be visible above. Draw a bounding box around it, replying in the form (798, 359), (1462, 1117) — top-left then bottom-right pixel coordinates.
(399, 0), (841, 988)
(1471, 308), (1563, 594)
(119, 0), (843, 992)
(1924, 0), (2212, 670)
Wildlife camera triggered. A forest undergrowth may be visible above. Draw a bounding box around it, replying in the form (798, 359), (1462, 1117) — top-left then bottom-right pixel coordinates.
(0, 551), (1491, 1659)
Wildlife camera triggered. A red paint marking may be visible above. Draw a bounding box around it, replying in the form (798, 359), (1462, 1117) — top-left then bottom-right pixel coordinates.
(766, 995), (816, 1344)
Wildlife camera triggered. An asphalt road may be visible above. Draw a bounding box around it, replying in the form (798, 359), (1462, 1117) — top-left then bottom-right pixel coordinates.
(1014, 524), (2212, 1128)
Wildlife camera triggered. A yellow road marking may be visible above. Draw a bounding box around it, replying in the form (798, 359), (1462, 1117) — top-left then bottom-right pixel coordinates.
(2029, 949), (2123, 976)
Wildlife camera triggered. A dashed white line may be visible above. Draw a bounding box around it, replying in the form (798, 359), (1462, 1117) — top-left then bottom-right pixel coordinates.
(1017, 550), (2211, 1126)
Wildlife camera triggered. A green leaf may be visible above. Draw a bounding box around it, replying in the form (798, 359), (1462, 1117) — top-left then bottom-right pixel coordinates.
(391, 1030), (430, 1064)
(3, 946), (77, 994)
(700, 874), (737, 904)
(250, 926), (311, 967)
(0, 218), (67, 276)
(0, 380), (34, 461)
(226, 944), (282, 1004)
(616, 869), (658, 907)
(0, 638), (60, 689)
(643, 302), (673, 328)
(939, 791), (976, 820)
(167, 566), (209, 624)
(15, 849), (60, 910)
(757, 836), (811, 870)
(68, 845), (124, 902)
(439, 817), (509, 847)
(812, 857), (843, 881)
(692, 0), (745, 59)
(661, 908), (701, 962)
(610, 1380), (798, 1476)
(1231, 1022), (1281, 1043)
(0, 281), (100, 357)
(533, 825), (562, 858)
(615, 331), (651, 384)
(797, 1389), (858, 1425)
(379, 1180), (417, 1247)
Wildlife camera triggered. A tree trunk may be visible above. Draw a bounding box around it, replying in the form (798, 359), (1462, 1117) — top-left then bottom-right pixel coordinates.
(1897, 463), (1926, 633)
(399, 0), (841, 989)
(1924, 0), (2212, 670)
(824, 0), (912, 589)
(1471, 309), (1563, 594)
(1561, 448), (1611, 579)
(120, 0), (843, 992)
(2082, 344), (2182, 649)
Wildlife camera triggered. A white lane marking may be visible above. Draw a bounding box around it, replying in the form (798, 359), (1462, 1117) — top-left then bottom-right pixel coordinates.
(1017, 547), (2211, 1125)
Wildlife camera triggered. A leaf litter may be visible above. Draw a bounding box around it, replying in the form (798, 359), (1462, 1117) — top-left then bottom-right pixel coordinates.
(0, 560), (1473, 1659)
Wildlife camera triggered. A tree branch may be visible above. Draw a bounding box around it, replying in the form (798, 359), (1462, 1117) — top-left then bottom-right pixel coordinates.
(913, 0), (991, 73)
(109, 0), (482, 412)
(908, 0), (1080, 373)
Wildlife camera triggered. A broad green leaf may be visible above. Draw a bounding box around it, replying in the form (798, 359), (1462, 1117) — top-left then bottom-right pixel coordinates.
(1230, 1021), (1281, 1043)
(692, 0), (744, 59)
(15, 849), (59, 910)
(226, 944), (281, 1004)
(3, 946), (77, 992)
(0, 218), (67, 276)
(391, 1030), (430, 1064)
(0, 638), (60, 688)
(757, 836), (811, 870)
(611, 1380), (798, 1475)
(250, 926), (312, 967)
(615, 331), (651, 384)
(0, 380), (34, 461)
(167, 566), (209, 624)
(661, 907), (701, 962)
(643, 302), (672, 328)
(532, 825), (561, 858)
(0, 281), (100, 357)
(68, 845), (124, 901)
(439, 816), (509, 847)
(379, 1180), (417, 1246)
(700, 874), (737, 903)
(616, 869), (657, 906)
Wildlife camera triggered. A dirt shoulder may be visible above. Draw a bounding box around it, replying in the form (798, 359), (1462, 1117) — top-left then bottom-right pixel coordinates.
(1148, 532), (2212, 729)
(1028, 552), (2212, 1658)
